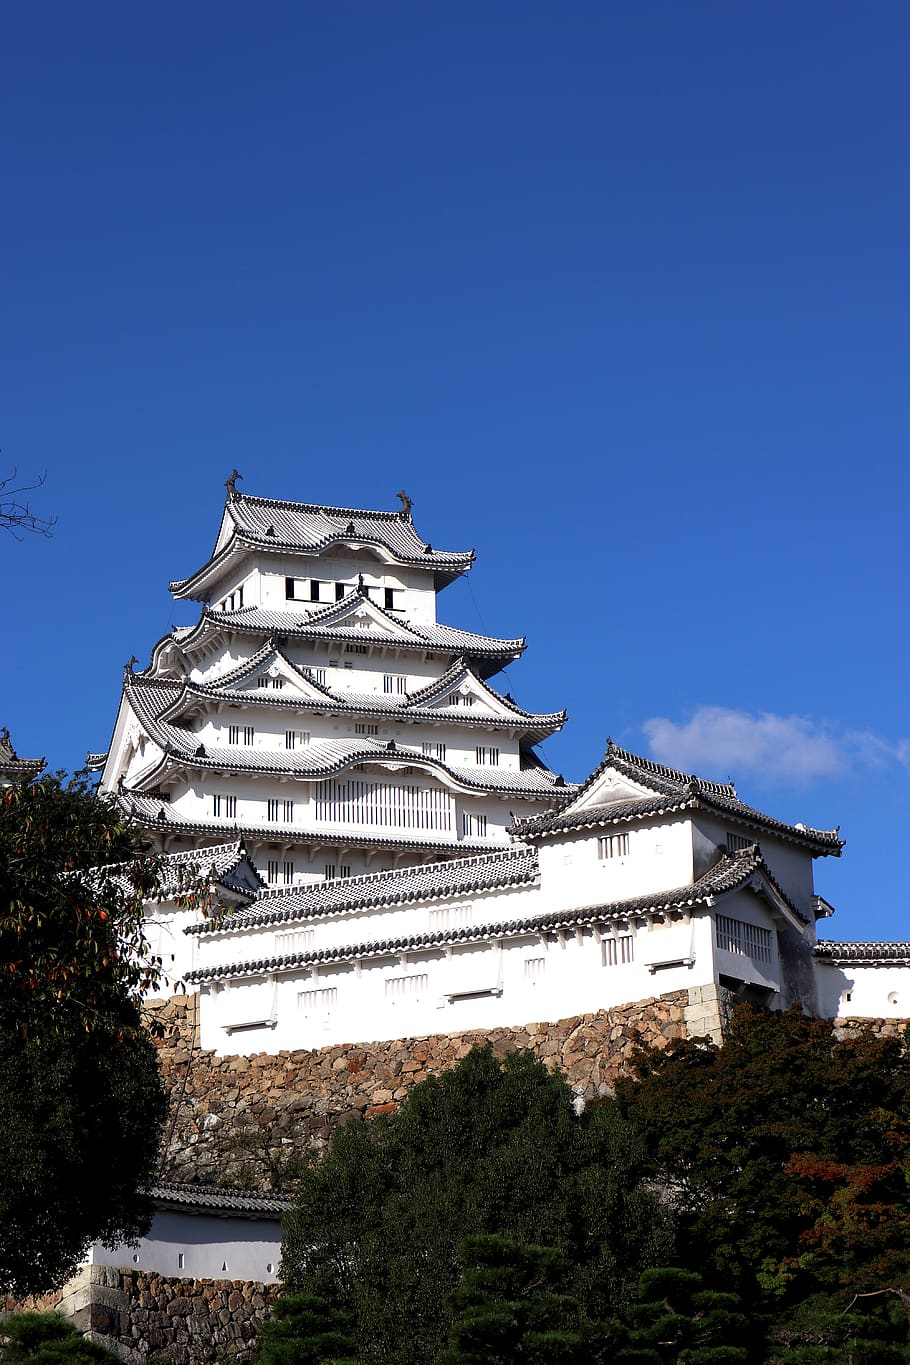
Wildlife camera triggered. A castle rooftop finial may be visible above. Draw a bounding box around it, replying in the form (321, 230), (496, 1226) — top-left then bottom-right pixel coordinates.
(225, 470), (242, 501)
(396, 489), (413, 520)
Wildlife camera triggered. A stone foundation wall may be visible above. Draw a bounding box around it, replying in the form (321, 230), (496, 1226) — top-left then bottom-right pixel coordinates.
(833, 1014), (910, 1042)
(151, 989), (693, 1185)
(3, 1265), (278, 1365)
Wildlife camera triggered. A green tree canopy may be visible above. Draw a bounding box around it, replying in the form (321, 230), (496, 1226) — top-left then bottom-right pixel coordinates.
(282, 1044), (674, 1364)
(253, 1293), (361, 1365)
(0, 1313), (121, 1365)
(0, 773), (171, 1295)
(434, 1234), (599, 1365)
(613, 1005), (910, 1308)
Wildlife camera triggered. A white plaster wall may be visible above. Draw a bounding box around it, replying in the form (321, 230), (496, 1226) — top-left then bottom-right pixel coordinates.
(144, 905), (202, 995)
(535, 820), (694, 913)
(85, 1209), (283, 1283)
(257, 555), (439, 625)
(198, 912), (721, 1055)
(692, 815), (820, 919)
(817, 961), (910, 1020)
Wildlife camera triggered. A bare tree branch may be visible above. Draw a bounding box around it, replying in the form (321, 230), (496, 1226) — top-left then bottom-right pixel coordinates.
(0, 469), (57, 540)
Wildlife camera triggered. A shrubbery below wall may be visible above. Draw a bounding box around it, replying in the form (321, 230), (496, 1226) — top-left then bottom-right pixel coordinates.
(149, 989), (698, 1186)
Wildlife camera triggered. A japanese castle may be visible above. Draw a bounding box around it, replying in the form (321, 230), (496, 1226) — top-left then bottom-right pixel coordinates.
(98, 479), (568, 886)
(92, 480), (893, 1056)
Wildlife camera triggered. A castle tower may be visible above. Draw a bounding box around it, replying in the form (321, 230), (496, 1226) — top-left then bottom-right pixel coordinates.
(96, 481), (569, 887)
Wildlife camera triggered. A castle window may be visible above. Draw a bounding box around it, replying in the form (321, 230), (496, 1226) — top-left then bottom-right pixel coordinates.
(267, 799), (280, 821)
(243, 726), (254, 745)
(212, 794), (236, 818)
(285, 578), (298, 601)
(267, 860), (280, 883)
(726, 832), (754, 853)
(286, 730), (296, 750)
(335, 582), (347, 601)
(385, 974), (428, 1002)
(316, 778), (453, 832)
(462, 812), (488, 838)
(383, 673), (407, 695)
(356, 723), (379, 736)
(272, 677), (284, 690)
(715, 913), (772, 964)
(429, 904), (471, 932)
(384, 587), (400, 611)
(598, 833), (630, 860)
(524, 957), (546, 982)
(604, 935), (634, 966)
(449, 692), (474, 707)
(283, 799), (294, 822)
(324, 863), (336, 880)
(282, 860), (294, 885)
(310, 580), (326, 602)
(257, 675), (268, 688)
(475, 746), (500, 766)
(298, 986), (338, 1012)
(228, 725), (240, 744)
(346, 643), (369, 654)
(310, 668), (327, 686)
(277, 928), (314, 953)
(423, 741), (446, 760)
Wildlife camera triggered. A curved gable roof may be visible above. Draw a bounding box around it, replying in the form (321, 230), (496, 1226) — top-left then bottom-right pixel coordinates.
(170, 490), (474, 599)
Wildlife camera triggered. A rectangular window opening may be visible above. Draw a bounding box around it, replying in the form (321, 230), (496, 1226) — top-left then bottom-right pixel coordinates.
(603, 935), (634, 966)
(598, 833), (630, 860)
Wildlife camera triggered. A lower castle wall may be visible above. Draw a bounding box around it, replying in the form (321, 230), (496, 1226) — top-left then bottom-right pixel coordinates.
(20, 989), (901, 1365)
(150, 990), (693, 1184)
(3, 1265), (278, 1365)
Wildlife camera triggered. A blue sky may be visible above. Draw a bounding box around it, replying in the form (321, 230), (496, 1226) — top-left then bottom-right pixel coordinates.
(2, 3), (907, 940)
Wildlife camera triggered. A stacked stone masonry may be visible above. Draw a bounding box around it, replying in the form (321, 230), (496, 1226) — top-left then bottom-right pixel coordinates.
(3, 1266), (278, 1365)
(151, 990), (692, 1185)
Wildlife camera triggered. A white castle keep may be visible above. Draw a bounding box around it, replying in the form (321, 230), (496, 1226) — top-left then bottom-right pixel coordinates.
(92, 481), (903, 1055)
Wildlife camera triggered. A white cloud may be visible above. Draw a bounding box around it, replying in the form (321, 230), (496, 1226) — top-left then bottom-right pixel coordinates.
(641, 706), (910, 788)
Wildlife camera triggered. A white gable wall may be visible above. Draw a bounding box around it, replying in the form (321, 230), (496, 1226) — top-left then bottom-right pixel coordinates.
(535, 818), (694, 912)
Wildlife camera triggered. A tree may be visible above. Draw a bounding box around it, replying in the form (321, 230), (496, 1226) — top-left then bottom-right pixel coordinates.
(253, 1294), (362, 1365)
(767, 1291), (910, 1364)
(0, 773), (172, 1295)
(0, 1313), (122, 1365)
(613, 1005), (910, 1310)
(618, 1267), (751, 1364)
(282, 1044), (675, 1365)
(0, 470), (56, 539)
(435, 1234), (611, 1365)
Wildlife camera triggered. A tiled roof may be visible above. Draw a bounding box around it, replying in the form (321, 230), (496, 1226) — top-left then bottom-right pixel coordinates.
(187, 602), (525, 664)
(0, 726), (44, 781)
(513, 741), (843, 856)
(170, 491), (474, 599)
(119, 793), (503, 857)
(198, 846), (540, 933)
(154, 840), (265, 896)
(813, 941), (910, 963)
(122, 679), (566, 799)
(185, 647), (566, 734)
(150, 1182), (292, 1216)
(186, 846), (796, 981)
